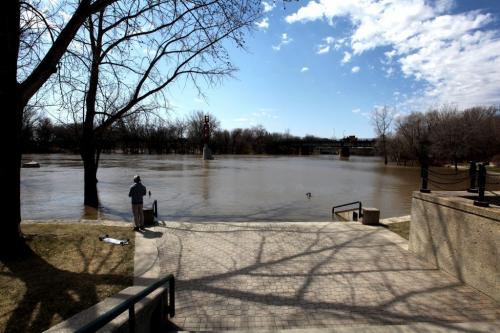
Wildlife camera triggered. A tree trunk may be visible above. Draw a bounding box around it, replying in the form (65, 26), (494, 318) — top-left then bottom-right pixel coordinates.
(382, 135), (388, 165)
(0, 1), (23, 249)
(79, 13), (103, 209)
(81, 139), (99, 208)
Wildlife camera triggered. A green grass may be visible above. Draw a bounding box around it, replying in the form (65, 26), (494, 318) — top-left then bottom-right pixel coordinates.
(0, 223), (134, 333)
(384, 221), (410, 240)
(486, 165), (500, 173)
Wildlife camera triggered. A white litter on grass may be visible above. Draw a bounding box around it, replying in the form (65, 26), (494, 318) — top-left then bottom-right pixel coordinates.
(99, 235), (129, 245)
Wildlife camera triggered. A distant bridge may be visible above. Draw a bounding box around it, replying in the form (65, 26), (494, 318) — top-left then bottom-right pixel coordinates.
(286, 138), (377, 156)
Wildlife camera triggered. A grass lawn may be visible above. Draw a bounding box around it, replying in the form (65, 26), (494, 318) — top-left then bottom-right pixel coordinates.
(0, 223), (134, 333)
(486, 165), (500, 173)
(383, 221), (410, 240)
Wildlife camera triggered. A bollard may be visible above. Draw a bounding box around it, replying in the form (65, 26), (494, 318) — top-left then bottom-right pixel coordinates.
(362, 207), (380, 225)
(153, 200), (158, 218)
(474, 163), (489, 207)
(420, 164), (431, 193)
(467, 161), (478, 193)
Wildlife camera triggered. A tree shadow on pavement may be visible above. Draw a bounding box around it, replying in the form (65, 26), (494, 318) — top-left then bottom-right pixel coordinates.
(158, 222), (498, 332)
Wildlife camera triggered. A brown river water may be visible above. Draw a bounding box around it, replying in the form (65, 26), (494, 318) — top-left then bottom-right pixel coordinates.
(21, 154), (422, 222)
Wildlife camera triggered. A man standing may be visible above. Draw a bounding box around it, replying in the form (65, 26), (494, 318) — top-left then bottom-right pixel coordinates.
(129, 175), (147, 231)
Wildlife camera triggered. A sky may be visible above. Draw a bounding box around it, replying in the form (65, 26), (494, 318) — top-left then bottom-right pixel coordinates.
(165, 0), (500, 138)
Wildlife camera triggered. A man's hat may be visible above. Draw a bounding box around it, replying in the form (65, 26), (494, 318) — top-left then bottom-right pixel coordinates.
(133, 175), (141, 183)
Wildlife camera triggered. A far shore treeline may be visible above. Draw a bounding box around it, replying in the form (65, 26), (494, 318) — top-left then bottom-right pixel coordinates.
(382, 106), (500, 167)
(22, 106), (500, 165)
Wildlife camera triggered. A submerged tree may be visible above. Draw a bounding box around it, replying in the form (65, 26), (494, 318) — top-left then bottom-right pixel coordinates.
(55, 0), (260, 207)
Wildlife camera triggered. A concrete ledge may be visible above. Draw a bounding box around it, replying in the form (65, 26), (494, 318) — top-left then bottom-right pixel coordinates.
(44, 284), (166, 333)
(412, 191), (500, 222)
(380, 215), (411, 225)
(409, 191), (500, 302)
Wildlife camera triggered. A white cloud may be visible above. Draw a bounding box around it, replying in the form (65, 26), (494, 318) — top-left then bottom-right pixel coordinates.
(255, 17), (269, 29)
(317, 45), (330, 54)
(324, 36), (335, 44)
(286, 0), (500, 107)
(316, 36), (336, 54)
(272, 33), (293, 51)
(262, 1), (276, 13)
(341, 51), (352, 64)
(352, 108), (361, 113)
(351, 66), (360, 73)
(301, 67), (309, 72)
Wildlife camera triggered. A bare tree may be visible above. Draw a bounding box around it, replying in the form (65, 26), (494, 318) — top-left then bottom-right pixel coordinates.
(186, 111), (221, 153)
(1, 0), (121, 247)
(394, 112), (432, 164)
(55, 0), (260, 207)
(428, 106), (466, 170)
(371, 105), (394, 165)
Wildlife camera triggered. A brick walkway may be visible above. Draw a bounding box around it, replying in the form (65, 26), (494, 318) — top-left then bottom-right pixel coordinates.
(156, 222), (499, 331)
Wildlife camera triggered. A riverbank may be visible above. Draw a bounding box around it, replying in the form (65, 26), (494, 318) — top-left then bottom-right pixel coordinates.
(0, 223), (134, 333)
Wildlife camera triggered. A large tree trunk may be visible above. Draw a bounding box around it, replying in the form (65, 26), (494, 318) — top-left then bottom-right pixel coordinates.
(81, 140), (99, 208)
(79, 13), (103, 209)
(0, 1), (23, 248)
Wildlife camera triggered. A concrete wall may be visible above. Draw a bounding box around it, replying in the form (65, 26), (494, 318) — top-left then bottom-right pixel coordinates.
(409, 191), (500, 302)
(44, 285), (167, 333)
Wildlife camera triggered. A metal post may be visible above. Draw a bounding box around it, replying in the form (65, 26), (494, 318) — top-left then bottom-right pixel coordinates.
(128, 305), (136, 333)
(474, 163), (489, 207)
(420, 164), (431, 193)
(467, 161), (478, 193)
(169, 277), (175, 317)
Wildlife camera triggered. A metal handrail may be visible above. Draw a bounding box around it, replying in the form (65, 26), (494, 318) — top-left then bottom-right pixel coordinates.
(332, 201), (363, 220)
(75, 274), (175, 333)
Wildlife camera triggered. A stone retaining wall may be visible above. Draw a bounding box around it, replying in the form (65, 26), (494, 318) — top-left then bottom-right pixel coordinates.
(409, 191), (500, 302)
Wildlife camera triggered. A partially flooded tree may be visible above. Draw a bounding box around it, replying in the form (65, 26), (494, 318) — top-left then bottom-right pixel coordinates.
(56, 0), (260, 207)
(371, 105), (393, 165)
(1, 0), (121, 248)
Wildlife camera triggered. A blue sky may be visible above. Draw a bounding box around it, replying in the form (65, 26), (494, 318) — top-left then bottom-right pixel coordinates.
(144, 1), (500, 137)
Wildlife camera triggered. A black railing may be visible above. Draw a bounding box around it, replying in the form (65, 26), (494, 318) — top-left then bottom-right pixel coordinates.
(75, 274), (175, 333)
(474, 163), (489, 207)
(332, 201), (363, 221)
(418, 161), (499, 208)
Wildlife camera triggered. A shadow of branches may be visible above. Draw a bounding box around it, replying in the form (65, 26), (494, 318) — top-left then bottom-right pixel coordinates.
(0, 225), (134, 333)
(158, 222), (498, 332)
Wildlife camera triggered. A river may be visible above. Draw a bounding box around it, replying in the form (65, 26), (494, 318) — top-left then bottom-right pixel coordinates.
(21, 154), (421, 222)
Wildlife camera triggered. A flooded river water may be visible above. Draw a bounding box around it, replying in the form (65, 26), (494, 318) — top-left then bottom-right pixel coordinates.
(21, 154), (421, 222)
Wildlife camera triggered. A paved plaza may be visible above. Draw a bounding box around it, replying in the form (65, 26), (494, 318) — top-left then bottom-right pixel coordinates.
(152, 222), (499, 331)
